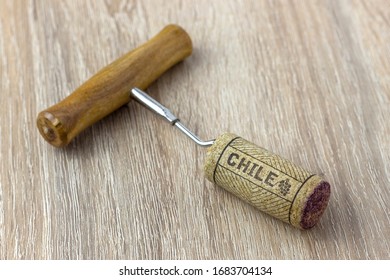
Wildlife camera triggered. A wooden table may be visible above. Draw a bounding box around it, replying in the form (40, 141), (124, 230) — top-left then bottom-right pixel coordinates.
(1, 0), (389, 259)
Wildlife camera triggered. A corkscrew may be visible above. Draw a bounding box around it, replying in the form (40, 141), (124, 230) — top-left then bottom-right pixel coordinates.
(37, 25), (330, 229)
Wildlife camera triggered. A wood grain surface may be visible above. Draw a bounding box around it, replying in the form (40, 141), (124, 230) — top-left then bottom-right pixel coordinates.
(0, 0), (389, 259)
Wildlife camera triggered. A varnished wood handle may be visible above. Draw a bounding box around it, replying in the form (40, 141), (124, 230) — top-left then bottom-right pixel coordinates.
(37, 24), (192, 147)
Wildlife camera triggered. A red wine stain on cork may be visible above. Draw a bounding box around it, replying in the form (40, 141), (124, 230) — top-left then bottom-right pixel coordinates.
(300, 181), (331, 229)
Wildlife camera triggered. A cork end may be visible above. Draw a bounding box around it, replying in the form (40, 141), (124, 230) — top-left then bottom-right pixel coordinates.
(37, 111), (69, 147)
(299, 181), (331, 229)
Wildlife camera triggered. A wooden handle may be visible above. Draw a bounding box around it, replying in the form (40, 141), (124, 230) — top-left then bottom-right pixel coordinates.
(204, 133), (331, 229)
(37, 24), (192, 147)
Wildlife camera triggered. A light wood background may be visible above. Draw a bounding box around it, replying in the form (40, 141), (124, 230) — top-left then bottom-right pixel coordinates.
(1, 0), (389, 260)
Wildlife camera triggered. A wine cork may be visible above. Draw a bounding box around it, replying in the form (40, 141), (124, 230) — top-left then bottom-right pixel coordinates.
(204, 133), (331, 229)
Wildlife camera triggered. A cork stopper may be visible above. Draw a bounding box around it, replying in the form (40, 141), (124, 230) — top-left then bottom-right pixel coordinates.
(300, 180), (331, 229)
(204, 133), (331, 229)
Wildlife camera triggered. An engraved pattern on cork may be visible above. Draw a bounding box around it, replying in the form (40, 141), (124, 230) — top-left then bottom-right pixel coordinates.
(212, 137), (312, 223)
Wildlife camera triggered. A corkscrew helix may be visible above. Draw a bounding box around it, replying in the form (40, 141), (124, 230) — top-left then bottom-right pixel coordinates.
(130, 88), (330, 230)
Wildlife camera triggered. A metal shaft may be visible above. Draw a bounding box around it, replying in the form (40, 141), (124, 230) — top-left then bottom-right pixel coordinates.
(130, 88), (215, 147)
